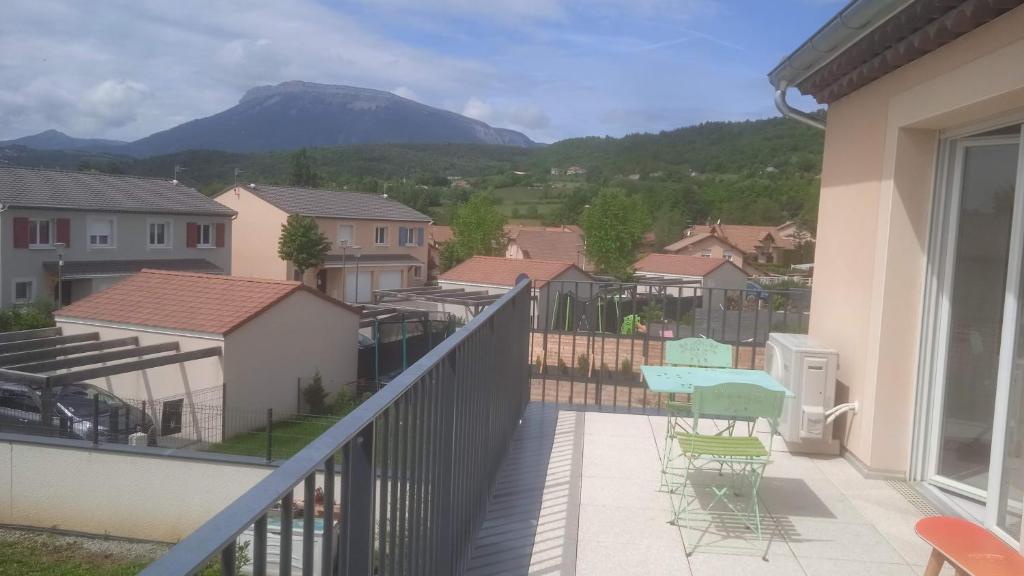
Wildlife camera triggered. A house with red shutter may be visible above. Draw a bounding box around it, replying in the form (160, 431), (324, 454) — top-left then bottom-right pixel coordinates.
(0, 166), (234, 307)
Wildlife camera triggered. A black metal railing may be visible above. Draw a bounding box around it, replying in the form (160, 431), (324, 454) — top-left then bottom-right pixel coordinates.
(140, 277), (532, 576)
(530, 279), (810, 411)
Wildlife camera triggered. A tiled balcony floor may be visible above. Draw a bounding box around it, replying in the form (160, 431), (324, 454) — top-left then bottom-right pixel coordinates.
(467, 403), (944, 576)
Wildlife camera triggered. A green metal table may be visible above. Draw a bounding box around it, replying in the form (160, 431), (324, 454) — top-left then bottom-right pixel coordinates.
(640, 365), (794, 397)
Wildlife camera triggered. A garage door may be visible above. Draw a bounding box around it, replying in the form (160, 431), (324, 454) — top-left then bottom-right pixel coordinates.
(378, 270), (403, 291)
(345, 271), (372, 303)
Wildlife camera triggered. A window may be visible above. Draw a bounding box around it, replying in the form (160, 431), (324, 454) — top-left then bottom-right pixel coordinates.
(28, 218), (52, 247)
(13, 279), (33, 304)
(723, 250), (733, 261)
(338, 224), (354, 246)
(87, 217), (114, 247)
(700, 249), (712, 258)
(412, 266), (422, 279)
(148, 220), (171, 248)
(196, 223), (213, 247)
(374, 226), (388, 246)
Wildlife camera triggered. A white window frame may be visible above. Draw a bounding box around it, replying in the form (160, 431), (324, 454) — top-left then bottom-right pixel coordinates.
(412, 265), (422, 279)
(374, 226), (389, 246)
(147, 218), (173, 249)
(337, 224), (355, 246)
(196, 223), (214, 248)
(12, 278), (34, 304)
(404, 227), (419, 247)
(699, 249), (712, 258)
(723, 250), (733, 261)
(87, 215), (116, 249)
(28, 218), (53, 249)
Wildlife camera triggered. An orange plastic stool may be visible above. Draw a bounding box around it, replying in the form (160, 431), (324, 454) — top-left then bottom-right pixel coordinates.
(915, 516), (1024, 576)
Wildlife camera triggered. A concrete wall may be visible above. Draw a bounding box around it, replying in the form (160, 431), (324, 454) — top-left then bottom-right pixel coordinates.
(809, 5), (1024, 473)
(0, 209), (232, 307)
(224, 289), (359, 417)
(214, 186), (289, 280)
(0, 438), (270, 542)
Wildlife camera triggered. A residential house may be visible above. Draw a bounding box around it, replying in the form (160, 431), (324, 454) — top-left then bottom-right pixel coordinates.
(55, 269), (359, 438)
(770, 0), (1024, 544)
(663, 222), (811, 271)
(438, 255), (593, 324)
(632, 252), (748, 310)
(504, 225), (591, 270)
(426, 224), (454, 280)
(215, 183), (430, 303)
(0, 166), (233, 308)
(565, 165), (587, 176)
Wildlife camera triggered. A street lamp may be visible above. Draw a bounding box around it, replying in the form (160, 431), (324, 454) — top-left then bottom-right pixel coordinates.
(54, 242), (66, 308)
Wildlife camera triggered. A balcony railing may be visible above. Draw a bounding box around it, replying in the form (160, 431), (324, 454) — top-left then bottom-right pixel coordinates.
(140, 277), (533, 576)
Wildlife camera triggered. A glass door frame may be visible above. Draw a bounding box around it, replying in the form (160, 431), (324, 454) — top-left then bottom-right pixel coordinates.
(913, 122), (1024, 546)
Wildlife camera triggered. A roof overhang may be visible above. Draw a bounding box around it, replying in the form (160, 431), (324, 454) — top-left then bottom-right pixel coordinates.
(770, 0), (1023, 104)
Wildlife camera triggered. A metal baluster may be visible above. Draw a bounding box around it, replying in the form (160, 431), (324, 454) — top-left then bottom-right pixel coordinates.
(221, 539), (237, 576)
(377, 408), (390, 575)
(254, 513), (268, 576)
(280, 492), (293, 576)
(322, 455), (335, 575)
(302, 474), (315, 576)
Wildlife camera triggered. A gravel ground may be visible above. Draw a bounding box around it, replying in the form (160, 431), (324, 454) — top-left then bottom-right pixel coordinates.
(0, 526), (170, 565)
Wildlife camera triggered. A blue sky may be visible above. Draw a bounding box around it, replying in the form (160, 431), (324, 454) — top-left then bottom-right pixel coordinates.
(0, 0), (843, 143)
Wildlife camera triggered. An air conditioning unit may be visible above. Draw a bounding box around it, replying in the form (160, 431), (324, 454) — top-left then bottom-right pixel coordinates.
(765, 333), (840, 454)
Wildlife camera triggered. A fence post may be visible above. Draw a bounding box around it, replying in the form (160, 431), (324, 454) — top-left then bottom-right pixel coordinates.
(265, 408), (273, 464)
(92, 394), (100, 445)
(297, 377), (301, 414)
(340, 422), (375, 575)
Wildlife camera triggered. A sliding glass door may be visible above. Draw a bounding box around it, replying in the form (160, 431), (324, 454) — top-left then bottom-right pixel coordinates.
(926, 124), (1024, 545)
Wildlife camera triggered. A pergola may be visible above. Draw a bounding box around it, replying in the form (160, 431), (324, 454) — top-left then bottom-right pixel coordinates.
(0, 326), (221, 424)
(373, 286), (503, 316)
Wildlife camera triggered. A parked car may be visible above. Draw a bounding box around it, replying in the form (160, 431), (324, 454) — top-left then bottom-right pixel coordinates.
(0, 381), (154, 442)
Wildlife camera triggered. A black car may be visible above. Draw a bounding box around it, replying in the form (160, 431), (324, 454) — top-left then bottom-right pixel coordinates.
(0, 381), (154, 442)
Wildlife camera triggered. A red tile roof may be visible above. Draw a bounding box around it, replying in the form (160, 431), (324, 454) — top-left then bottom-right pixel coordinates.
(439, 256), (586, 288)
(633, 253), (740, 277)
(55, 270), (357, 335)
(429, 225), (454, 245)
(510, 228), (586, 265)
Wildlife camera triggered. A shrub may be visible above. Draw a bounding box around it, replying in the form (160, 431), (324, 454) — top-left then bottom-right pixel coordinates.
(328, 387), (363, 416)
(0, 300), (55, 333)
(620, 358), (633, 374)
(577, 354), (589, 375)
(557, 357), (568, 375)
(302, 371), (328, 414)
(601, 362), (611, 377)
(534, 354), (544, 373)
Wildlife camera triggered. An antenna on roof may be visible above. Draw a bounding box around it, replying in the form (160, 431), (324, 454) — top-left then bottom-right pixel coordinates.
(233, 168), (246, 187)
(173, 164), (187, 181)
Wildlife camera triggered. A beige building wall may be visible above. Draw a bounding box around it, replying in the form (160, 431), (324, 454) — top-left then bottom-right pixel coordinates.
(223, 289), (359, 416)
(215, 186), (290, 280)
(809, 6), (1024, 474)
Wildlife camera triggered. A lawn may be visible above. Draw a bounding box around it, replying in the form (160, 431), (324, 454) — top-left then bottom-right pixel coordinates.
(0, 529), (164, 576)
(203, 414), (341, 460)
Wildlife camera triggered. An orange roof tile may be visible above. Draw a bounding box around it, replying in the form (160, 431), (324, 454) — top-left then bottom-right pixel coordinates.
(429, 225), (454, 245)
(510, 228), (587, 265)
(439, 256), (586, 288)
(55, 269), (357, 335)
(633, 253), (741, 277)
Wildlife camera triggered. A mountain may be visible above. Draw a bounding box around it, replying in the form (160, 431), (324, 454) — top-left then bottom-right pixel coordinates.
(0, 129), (127, 153)
(124, 81), (536, 156)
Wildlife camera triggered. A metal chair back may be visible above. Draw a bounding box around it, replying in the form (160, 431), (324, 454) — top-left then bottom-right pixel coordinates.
(665, 337), (733, 368)
(692, 382), (785, 432)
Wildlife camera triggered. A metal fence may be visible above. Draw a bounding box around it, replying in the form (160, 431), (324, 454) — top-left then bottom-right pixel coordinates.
(358, 312), (458, 387)
(140, 276), (532, 575)
(530, 279), (810, 411)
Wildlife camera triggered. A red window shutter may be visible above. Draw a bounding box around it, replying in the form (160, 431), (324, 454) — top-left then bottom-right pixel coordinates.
(186, 223), (197, 248)
(12, 217), (29, 249)
(215, 223), (225, 248)
(56, 218), (71, 247)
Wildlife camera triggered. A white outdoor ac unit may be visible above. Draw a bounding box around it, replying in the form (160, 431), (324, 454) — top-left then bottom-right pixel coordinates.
(765, 333), (840, 455)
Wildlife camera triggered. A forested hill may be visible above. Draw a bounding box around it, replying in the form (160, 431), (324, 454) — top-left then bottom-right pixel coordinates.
(0, 116), (824, 233)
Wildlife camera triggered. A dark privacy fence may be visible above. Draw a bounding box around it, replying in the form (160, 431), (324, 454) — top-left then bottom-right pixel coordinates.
(140, 277), (532, 576)
(358, 312), (458, 386)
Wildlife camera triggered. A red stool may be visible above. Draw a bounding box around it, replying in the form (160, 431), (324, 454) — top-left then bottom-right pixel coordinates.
(915, 516), (1024, 576)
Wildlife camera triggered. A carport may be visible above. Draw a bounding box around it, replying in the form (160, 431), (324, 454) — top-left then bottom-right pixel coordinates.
(0, 326), (220, 428)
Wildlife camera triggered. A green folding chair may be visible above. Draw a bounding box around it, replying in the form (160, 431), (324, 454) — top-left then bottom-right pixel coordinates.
(659, 338), (734, 489)
(669, 382), (785, 551)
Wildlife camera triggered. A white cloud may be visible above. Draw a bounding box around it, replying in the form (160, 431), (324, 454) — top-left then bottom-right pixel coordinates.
(359, 0), (716, 23)
(391, 86), (420, 101)
(0, 0), (493, 139)
(461, 97), (550, 132)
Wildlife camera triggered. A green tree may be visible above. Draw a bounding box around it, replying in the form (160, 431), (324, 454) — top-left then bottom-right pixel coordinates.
(438, 241), (468, 272)
(289, 148), (321, 187)
(581, 190), (650, 280)
(652, 208), (689, 250)
(451, 194), (506, 259)
(278, 215), (330, 278)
